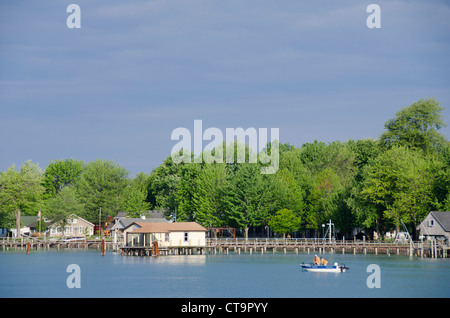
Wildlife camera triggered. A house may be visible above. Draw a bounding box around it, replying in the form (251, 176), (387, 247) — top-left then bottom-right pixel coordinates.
(417, 211), (450, 241)
(10, 216), (44, 237)
(124, 222), (207, 248)
(48, 214), (94, 238)
(109, 213), (168, 244)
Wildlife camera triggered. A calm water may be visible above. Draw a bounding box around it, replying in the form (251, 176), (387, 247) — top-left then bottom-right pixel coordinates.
(0, 249), (449, 298)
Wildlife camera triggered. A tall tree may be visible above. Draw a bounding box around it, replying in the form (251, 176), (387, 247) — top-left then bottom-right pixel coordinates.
(380, 98), (446, 153)
(270, 168), (305, 217)
(192, 163), (228, 227)
(175, 163), (202, 222)
(0, 161), (44, 237)
(45, 186), (85, 236)
(360, 146), (437, 237)
(42, 158), (84, 199)
(120, 184), (152, 217)
(147, 156), (182, 218)
(222, 164), (273, 238)
(120, 172), (151, 217)
(77, 159), (128, 223)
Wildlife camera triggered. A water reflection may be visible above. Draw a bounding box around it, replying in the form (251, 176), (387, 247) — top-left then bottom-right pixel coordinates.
(111, 252), (207, 266)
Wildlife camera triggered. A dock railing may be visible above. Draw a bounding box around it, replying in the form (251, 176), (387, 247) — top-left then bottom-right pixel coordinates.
(206, 237), (448, 249)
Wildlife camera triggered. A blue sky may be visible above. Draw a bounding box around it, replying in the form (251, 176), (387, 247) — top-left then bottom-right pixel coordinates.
(1, 0), (449, 176)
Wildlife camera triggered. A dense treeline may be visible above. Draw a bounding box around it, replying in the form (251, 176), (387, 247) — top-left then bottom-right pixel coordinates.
(1, 98), (449, 239)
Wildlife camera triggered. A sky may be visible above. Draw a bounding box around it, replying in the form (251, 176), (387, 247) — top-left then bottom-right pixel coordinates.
(1, 0), (449, 176)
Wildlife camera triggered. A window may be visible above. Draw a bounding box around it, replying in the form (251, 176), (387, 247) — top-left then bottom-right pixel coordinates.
(184, 232), (189, 242)
(429, 219), (435, 227)
(165, 233), (169, 242)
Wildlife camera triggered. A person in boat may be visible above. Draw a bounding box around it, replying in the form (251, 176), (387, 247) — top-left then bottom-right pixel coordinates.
(320, 257), (328, 266)
(313, 254), (320, 265)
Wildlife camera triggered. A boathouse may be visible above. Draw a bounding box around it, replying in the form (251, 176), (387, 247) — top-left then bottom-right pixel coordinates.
(124, 222), (207, 248)
(417, 211), (450, 241)
(107, 211), (169, 243)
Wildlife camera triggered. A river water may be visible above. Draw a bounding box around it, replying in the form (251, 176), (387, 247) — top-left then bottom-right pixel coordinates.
(0, 249), (449, 298)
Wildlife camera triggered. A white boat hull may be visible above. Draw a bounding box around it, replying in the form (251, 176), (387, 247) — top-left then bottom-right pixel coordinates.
(300, 263), (349, 273)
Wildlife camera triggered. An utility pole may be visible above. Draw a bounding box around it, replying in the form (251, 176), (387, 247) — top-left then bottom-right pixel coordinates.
(99, 207), (102, 239)
(322, 219), (335, 243)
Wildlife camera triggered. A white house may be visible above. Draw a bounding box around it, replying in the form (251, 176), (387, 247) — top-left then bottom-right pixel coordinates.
(125, 222), (207, 248)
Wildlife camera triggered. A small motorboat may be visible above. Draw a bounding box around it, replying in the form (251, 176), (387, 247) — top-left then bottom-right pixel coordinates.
(300, 262), (349, 273)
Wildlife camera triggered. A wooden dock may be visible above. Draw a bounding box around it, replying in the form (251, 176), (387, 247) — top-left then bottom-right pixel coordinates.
(205, 238), (449, 258)
(3, 237), (448, 258)
(1, 237), (114, 252)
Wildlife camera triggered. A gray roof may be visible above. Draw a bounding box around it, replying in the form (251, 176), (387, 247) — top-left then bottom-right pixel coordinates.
(21, 216), (39, 227)
(108, 211), (168, 230)
(430, 211), (450, 232)
(111, 217), (169, 230)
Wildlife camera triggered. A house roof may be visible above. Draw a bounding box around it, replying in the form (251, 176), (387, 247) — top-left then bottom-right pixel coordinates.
(430, 211), (450, 232)
(113, 210), (166, 219)
(114, 217), (168, 230)
(21, 216), (39, 227)
(130, 222), (207, 234)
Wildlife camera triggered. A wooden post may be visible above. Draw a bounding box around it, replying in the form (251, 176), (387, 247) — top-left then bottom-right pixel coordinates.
(101, 239), (105, 256)
(26, 242), (30, 255)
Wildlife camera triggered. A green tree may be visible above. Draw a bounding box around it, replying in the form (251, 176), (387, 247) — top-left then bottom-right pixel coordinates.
(147, 156), (182, 218)
(223, 164), (273, 239)
(268, 209), (301, 238)
(270, 168), (305, 216)
(305, 168), (342, 234)
(45, 186), (85, 236)
(360, 146), (437, 238)
(175, 163), (202, 222)
(0, 161), (44, 237)
(77, 159), (128, 223)
(193, 163), (228, 227)
(120, 172), (151, 217)
(42, 158), (84, 199)
(380, 98), (446, 153)
(120, 184), (151, 217)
